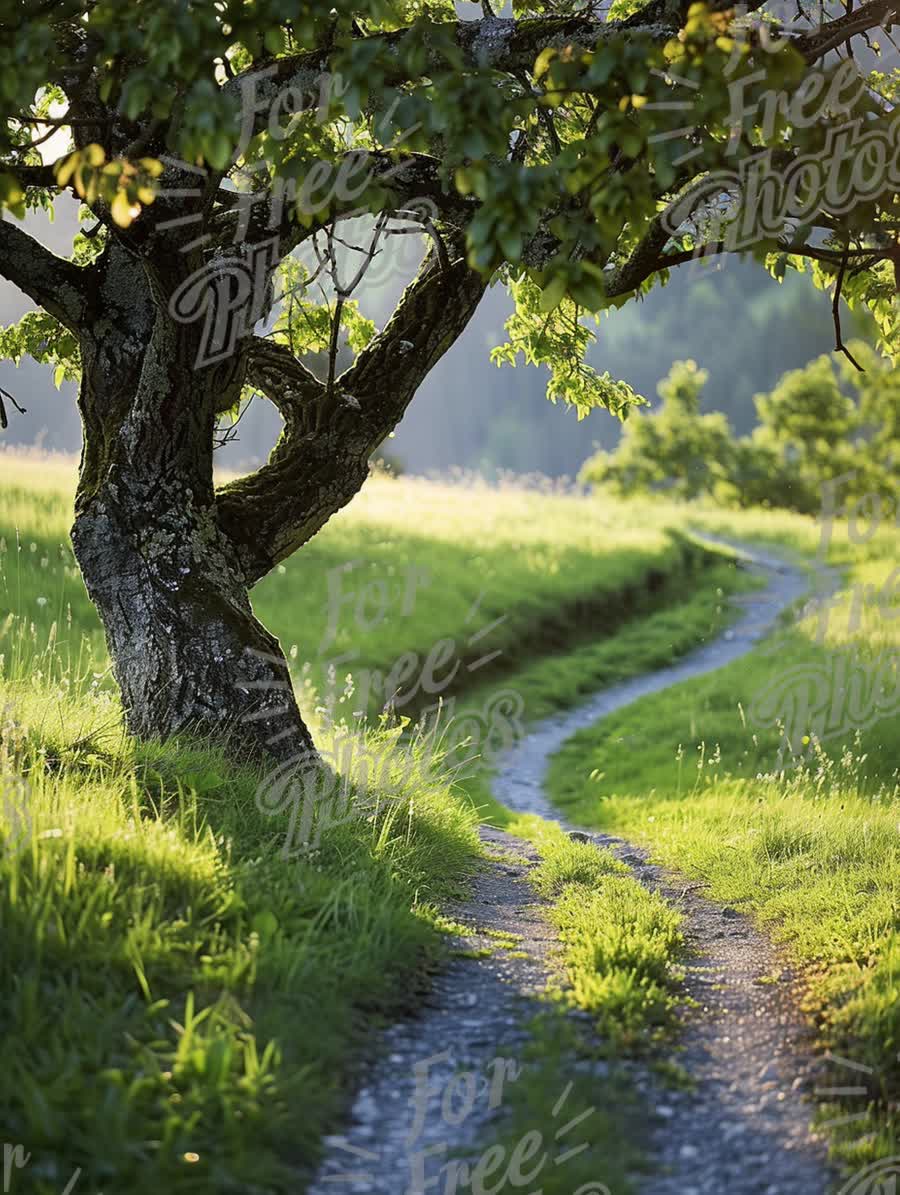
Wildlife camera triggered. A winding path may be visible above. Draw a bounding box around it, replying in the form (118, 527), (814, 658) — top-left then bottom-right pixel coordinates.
(310, 537), (842, 1195)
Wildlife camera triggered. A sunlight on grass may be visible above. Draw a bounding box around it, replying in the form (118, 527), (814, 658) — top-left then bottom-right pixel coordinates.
(546, 502), (900, 1169)
(0, 455), (708, 1190)
(3, 453), (896, 1184)
(0, 456), (707, 717)
(525, 818), (686, 1051)
(0, 692), (479, 1190)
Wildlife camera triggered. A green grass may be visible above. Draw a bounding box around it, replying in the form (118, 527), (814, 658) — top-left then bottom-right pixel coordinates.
(524, 818), (687, 1051)
(0, 454), (719, 1192)
(0, 700), (478, 1192)
(0, 453), (716, 719)
(543, 503), (900, 1171)
(4, 453), (894, 1187)
(461, 554), (758, 826)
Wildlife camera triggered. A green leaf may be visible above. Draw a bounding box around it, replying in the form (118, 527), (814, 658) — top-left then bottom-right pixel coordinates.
(251, 910), (279, 939)
(538, 275), (567, 312)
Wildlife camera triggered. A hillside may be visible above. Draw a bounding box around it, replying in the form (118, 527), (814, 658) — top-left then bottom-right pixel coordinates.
(0, 455), (896, 1192)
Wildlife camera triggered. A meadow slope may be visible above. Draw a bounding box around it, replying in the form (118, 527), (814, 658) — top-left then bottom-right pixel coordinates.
(2, 453), (894, 1188)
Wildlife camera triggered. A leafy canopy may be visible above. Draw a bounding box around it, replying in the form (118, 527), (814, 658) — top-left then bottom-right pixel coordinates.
(0, 0), (897, 425)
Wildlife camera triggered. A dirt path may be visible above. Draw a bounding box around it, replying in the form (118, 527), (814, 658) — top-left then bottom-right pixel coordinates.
(493, 537), (840, 1195)
(308, 825), (561, 1195)
(311, 538), (841, 1195)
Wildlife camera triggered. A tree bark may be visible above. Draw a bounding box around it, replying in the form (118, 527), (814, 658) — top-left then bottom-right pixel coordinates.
(217, 245), (488, 582)
(3, 222), (486, 765)
(70, 247), (316, 762)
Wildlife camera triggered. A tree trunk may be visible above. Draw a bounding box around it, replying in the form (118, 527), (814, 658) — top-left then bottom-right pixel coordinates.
(72, 480), (316, 762)
(61, 233), (485, 763)
(70, 247), (316, 763)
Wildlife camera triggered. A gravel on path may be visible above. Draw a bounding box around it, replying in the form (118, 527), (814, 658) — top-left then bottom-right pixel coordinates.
(494, 536), (841, 1195)
(310, 537), (843, 1195)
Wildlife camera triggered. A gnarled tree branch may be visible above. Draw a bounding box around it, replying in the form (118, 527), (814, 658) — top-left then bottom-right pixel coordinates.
(795, 0), (899, 61)
(216, 239), (487, 584)
(0, 218), (92, 331)
(242, 336), (324, 433)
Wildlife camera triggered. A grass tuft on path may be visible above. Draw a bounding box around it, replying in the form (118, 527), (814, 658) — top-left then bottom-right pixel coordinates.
(520, 819), (687, 1052)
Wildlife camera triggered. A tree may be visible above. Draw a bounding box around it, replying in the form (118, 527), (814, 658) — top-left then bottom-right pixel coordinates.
(741, 352), (861, 511)
(579, 359), (736, 497)
(0, 0), (897, 763)
(737, 345), (899, 511)
(581, 344), (899, 512)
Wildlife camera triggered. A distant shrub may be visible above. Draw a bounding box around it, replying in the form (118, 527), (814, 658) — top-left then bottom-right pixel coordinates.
(579, 345), (899, 514)
(579, 360), (736, 501)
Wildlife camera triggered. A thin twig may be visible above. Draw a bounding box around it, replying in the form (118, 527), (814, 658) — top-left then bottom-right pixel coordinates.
(833, 248), (865, 372)
(324, 227), (343, 419)
(0, 386), (27, 431)
(213, 393), (253, 450)
(340, 211), (389, 296)
(390, 208), (452, 271)
(421, 216), (451, 273)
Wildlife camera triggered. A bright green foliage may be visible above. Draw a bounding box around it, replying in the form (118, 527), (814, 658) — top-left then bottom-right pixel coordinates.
(737, 356), (862, 512)
(581, 348), (900, 513)
(726, 348), (900, 512)
(491, 275), (642, 420)
(1, 0), (897, 427)
(271, 259), (378, 356)
(0, 311), (81, 388)
(580, 359), (737, 497)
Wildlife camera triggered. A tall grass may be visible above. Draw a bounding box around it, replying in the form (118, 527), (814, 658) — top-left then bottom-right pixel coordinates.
(0, 458), (713, 713)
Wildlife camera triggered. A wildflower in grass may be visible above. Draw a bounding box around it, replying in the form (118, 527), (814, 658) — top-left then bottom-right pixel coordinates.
(36, 596), (48, 607)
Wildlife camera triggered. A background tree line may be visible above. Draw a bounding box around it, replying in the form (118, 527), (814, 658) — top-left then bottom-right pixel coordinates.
(581, 340), (897, 513)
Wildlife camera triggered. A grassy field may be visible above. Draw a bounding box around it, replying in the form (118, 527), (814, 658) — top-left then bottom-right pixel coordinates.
(0, 451), (712, 718)
(0, 452), (733, 1192)
(2, 451), (895, 1188)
